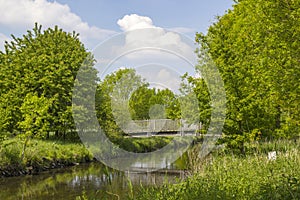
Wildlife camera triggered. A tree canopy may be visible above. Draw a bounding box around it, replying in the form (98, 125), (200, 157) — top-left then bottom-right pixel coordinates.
(194, 0), (299, 152)
(0, 23), (95, 139)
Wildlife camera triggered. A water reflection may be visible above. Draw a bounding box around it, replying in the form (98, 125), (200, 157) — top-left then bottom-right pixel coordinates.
(0, 160), (186, 200)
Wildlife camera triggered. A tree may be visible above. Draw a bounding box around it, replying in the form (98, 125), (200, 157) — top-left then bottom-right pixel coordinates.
(153, 88), (181, 120)
(129, 86), (181, 120)
(180, 73), (211, 133)
(96, 68), (182, 139)
(195, 0), (299, 152)
(0, 23), (95, 139)
(95, 68), (148, 139)
(18, 93), (53, 159)
(129, 86), (155, 120)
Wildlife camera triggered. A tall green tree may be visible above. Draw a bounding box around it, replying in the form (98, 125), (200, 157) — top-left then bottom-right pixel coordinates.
(195, 0), (299, 152)
(0, 23), (95, 139)
(180, 73), (211, 133)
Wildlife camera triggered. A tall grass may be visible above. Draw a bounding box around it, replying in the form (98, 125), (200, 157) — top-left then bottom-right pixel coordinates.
(133, 139), (300, 200)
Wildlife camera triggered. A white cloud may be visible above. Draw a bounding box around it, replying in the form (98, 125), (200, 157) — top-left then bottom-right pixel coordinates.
(117, 14), (154, 31)
(114, 14), (196, 63)
(157, 68), (181, 90)
(0, 0), (116, 48)
(134, 65), (182, 93)
(93, 14), (197, 82)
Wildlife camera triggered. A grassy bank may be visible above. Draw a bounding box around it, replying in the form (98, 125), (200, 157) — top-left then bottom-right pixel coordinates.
(133, 139), (300, 200)
(0, 136), (174, 177)
(116, 136), (174, 153)
(0, 138), (93, 176)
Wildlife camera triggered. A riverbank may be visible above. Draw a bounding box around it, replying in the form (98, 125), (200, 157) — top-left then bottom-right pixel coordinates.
(115, 136), (173, 153)
(0, 136), (174, 177)
(0, 138), (94, 177)
(133, 139), (300, 200)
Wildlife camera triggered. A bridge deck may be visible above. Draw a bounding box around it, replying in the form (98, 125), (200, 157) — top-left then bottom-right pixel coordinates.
(123, 119), (198, 135)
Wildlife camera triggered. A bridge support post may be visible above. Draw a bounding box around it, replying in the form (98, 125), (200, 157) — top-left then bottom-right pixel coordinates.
(180, 119), (185, 136)
(196, 122), (202, 137)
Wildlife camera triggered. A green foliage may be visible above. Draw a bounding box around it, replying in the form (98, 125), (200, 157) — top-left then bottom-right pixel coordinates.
(18, 93), (53, 138)
(95, 68), (180, 140)
(0, 139), (22, 166)
(129, 86), (181, 120)
(180, 73), (211, 132)
(129, 86), (156, 120)
(0, 23), (95, 139)
(194, 0), (300, 152)
(95, 68), (147, 139)
(116, 137), (173, 153)
(153, 88), (181, 120)
(0, 138), (93, 175)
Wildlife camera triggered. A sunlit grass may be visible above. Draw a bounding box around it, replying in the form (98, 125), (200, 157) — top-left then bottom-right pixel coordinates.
(133, 139), (300, 200)
(0, 138), (93, 176)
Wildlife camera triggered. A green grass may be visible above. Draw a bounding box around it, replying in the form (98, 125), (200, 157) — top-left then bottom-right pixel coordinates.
(0, 136), (174, 176)
(133, 139), (300, 200)
(0, 138), (93, 176)
(116, 136), (174, 153)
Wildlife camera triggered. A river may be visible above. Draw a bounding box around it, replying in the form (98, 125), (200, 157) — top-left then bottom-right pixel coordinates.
(0, 156), (188, 199)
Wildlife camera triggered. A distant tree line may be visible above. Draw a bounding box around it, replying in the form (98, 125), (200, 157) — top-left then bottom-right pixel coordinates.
(95, 68), (182, 140)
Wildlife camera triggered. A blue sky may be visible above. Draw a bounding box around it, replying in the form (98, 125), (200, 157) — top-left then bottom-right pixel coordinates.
(52, 0), (233, 35)
(0, 0), (234, 49)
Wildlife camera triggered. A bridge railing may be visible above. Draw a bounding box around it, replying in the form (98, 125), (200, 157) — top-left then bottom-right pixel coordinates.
(123, 119), (197, 134)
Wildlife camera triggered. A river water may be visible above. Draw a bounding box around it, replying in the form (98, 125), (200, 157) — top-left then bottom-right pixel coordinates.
(0, 157), (188, 199)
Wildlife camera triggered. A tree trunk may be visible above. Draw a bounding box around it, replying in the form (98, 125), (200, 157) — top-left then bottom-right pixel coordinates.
(275, 105), (281, 129)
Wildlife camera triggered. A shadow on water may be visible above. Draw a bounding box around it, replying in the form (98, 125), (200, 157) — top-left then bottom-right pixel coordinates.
(0, 157), (187, 200)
